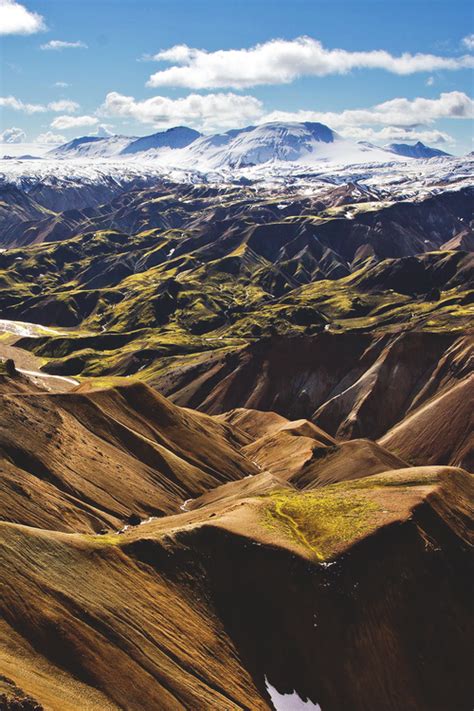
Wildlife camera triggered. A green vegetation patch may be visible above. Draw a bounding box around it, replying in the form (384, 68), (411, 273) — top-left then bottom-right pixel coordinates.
(264, 489), (379, 561)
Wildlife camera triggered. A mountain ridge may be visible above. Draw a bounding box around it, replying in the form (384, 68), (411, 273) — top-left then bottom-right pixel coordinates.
(387, 140), (452, 159)
(46, 120), (452, 168)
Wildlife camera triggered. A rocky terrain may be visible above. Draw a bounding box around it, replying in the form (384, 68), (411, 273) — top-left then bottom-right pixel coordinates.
(0, 148), (472, 710)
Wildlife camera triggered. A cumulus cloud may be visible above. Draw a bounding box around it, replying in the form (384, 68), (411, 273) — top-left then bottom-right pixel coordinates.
(0, 0), (45, 35)
(260, 92), (474, 129)
(99, 91), (263, 131)
(94, 124), (114, 137)
(462, 34), (474, 50)
(0, 95), (45, 113)
(340, 125), (453, 146)
(97, 89), (471, 136)
(51, 115), (99, 130)
(36, 131), (66, 144)
(54, 81), (70, 88)
(40, 40), (87, 51)
(0, 126), (26, 143)
(1, 95), (81, 114)
(147, 36), (474, 89)
(48, 100), (80, 114)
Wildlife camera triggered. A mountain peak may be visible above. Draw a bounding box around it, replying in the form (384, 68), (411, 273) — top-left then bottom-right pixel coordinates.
(387, 141), (451, 159)
(121, 126), (201, 155)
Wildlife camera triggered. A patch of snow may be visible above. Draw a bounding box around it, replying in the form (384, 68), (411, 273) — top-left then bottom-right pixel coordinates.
(16, 367), (78, 386)
(0, 319), (63, 337)
(265, 678), (322, 711)
(140, 516), (158, 525)
(115, 515), (158, 535)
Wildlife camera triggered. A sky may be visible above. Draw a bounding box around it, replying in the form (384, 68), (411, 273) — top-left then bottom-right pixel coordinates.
(1, 0), (473, 153)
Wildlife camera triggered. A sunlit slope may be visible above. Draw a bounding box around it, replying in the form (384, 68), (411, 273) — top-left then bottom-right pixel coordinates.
(0, 463), (472, 710)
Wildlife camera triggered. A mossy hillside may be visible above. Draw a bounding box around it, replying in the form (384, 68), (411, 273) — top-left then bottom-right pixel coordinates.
(264, 489), (379, 561)
(262, 467), (441, 561)
(0, 182), (471, 380)
(10, 272), (473, 379)
(40, 331), (247, 378)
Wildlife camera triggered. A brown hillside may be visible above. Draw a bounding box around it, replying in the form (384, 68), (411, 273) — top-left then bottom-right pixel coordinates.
(1, 466), (471, 710)
(0, 381), (257, 533)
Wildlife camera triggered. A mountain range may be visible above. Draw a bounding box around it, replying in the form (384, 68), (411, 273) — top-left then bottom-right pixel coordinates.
(47, 121), (453, 169)
(0, 112), (472, 711)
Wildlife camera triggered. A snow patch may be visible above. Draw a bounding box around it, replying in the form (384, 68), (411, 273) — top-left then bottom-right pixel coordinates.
(265, 678), (322, 711)
(0, 319), (63, 338)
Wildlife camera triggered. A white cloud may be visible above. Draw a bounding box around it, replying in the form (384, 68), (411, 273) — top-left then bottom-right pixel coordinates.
(54, 81), (70, 88)
(40, 40), (87, 51)
(36, 131), (66, 144)
(260, 92), (474, 129)
(0, 95), (45, 113)
(99, 91), (263, 131)
(97, 89), (471, 136)
(340, 125), (453, 146)
(1, 95), (81, 114)
(94, 124), (114, 137)
(462, 34), (474, 50)
(0, 126), (26, 143)
(147, 36), (474, 89)
(426, 76), (434, 86)
(48, 100), (80, 114)
(50, 114), (99, 130)
(0, 0), (45, 35)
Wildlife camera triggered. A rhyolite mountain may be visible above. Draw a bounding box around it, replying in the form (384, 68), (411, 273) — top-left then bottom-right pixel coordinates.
(0, 356), (472, 711)
(0, 136), (472, 711)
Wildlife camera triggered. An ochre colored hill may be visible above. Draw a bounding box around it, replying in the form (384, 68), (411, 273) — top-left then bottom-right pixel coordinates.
(293, 438), (408, 488)
(0, 465), (471, 710)
(380, 374), (473, 470)
(154, 333), (472, 470)
(0, 381), (257, 533)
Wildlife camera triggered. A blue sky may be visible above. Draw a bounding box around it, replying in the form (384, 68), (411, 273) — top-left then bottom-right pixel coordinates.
(1, 0), (473, 152)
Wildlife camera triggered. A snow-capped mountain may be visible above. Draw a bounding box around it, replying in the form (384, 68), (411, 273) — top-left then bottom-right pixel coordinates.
(121, 126), (201, 155)
(48, 121), (406, 167)
(386, 141), (451, 159)
(50, 127), (201, 159)
(51, 135), (135, 158)
(174, 122), (404, 170)
(177, 122), (337, 168)
(11, 122), (465, 182)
